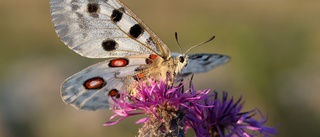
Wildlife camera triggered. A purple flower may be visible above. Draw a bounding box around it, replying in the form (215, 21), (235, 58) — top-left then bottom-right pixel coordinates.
(185, 91), (277, 137)
(104, 79), (210, 136)
(104, 78), (276, 137)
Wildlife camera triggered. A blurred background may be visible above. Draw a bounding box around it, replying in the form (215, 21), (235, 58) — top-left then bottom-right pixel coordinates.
(0, 0), (319, 136)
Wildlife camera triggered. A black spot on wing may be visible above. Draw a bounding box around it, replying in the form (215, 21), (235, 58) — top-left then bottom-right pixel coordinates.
(129, 24), (144, 38)
(87, 3), (100, 18)
(111, 7), (125, 22)
(102, 39), (118, 51)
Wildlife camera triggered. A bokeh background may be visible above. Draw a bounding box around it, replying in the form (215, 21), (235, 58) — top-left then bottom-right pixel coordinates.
(1, 0), (319, 136)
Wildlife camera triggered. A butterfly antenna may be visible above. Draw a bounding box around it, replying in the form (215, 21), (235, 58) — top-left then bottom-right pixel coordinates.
(175, 32), (183, 53)
(184, 35), (216, 54)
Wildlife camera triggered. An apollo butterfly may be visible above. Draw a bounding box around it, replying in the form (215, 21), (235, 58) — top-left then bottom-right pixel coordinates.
(50, 0), (229, 110)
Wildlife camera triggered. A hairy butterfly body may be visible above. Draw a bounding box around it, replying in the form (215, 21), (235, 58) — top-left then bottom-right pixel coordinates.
(50, 0), (230, 110)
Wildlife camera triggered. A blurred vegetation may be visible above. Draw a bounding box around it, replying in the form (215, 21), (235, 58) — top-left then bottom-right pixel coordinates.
(0, 0), (319, 136)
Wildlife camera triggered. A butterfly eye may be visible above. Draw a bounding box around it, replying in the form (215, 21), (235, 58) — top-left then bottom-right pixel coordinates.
(179, 56), (185, 63)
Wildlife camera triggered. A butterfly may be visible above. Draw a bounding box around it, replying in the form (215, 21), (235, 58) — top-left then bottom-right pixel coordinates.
(50, 0), (230, 111)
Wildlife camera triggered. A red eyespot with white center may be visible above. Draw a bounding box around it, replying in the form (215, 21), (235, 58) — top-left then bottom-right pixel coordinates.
(109, 58), (129, 67)
(83, 77), (106, 89)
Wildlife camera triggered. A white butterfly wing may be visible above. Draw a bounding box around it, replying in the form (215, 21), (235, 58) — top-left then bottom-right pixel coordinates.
(50, 0), (170, 58)
(179, 54), (230, 77)
(61, 56), (151, 110)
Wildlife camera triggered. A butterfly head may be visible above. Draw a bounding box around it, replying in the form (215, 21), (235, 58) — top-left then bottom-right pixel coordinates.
(171, 53), (188, 74)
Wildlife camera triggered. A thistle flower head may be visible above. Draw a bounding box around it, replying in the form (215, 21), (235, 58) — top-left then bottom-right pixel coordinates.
(185, 91), (277, 137)
(104, 79), (276, 137)
(104, 79), (210, 136)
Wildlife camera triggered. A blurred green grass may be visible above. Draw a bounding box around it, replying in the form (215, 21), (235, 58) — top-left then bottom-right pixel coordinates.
(0, 0), (319, 136)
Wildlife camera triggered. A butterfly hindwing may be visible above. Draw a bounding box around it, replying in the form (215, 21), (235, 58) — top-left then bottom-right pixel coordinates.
(178, 53), (230, 78)
(61, 55), (152, 110)
(50, 0), (170, 58)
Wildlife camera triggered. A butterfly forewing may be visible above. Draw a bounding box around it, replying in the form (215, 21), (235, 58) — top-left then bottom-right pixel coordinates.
(61, 56), (151, 110)
(50, 0), (170, 58)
